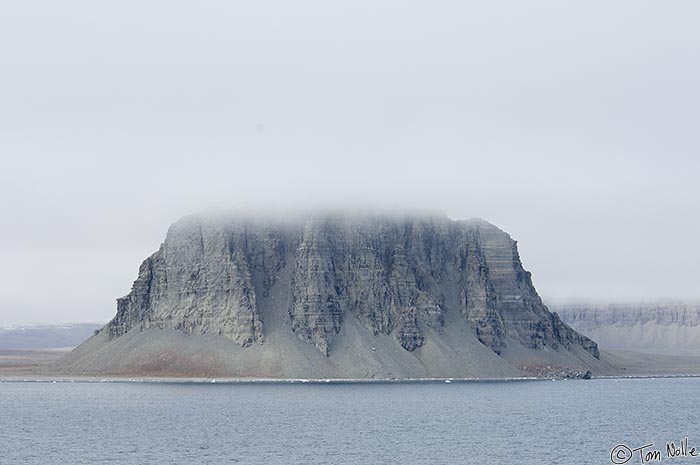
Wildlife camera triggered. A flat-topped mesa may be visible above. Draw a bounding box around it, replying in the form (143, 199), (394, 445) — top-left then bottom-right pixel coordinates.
(105, 212), (599, 361)
(557, 302), (700, 354)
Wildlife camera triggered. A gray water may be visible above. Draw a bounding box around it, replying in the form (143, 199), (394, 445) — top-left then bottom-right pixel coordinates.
(1, 378), (698, 465)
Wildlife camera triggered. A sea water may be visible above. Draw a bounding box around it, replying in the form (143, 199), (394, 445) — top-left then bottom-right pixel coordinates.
(1, 378), (698, 464)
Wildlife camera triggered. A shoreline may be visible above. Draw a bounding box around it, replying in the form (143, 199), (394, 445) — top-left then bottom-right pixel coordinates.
(2, 348), (699, 384)
(2, 373), (700, 384)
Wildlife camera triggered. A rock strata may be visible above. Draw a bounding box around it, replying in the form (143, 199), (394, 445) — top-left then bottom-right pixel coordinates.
(107, 212), (598, 358)
(558, 302), (700, 354)
(61, 211), (602, 378)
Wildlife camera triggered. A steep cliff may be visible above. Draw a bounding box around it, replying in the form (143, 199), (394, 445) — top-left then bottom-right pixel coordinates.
(57, 212), (603, 378)
(557, 303), (700, 354)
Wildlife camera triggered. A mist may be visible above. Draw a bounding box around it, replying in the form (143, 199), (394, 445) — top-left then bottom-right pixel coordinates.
(1, 0), (699, 324)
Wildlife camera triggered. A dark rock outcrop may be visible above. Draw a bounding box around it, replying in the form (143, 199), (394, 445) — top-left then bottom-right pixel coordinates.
(102, 211), (599, 366)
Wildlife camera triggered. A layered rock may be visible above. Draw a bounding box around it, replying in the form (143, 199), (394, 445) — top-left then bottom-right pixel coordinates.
(103, 212), (599, 364)
(109, 220), (271, 347)
(557, 302), (700, 354)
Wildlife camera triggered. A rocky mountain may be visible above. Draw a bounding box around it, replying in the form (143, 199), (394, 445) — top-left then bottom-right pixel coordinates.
(57, 211), (604, 378)
(557, 303), (700, 354)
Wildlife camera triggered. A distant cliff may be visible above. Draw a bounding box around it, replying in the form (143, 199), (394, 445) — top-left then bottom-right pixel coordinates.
(58, 212), (603, 378)
(557, 303), (700, 354)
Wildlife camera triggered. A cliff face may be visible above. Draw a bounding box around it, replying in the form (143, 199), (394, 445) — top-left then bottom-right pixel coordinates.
(54, 214), (607, 378)
(108, 219), (270, 348)
(61, 212), (601, 378)
(557, 303), (700, 354)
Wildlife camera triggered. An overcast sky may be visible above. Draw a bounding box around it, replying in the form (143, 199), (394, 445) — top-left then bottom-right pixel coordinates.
(1, 1), (698, 325)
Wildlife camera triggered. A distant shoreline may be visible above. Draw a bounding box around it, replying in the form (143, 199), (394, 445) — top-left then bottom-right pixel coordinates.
(2, 373), (700, 384)
(2, 347), (699, 383)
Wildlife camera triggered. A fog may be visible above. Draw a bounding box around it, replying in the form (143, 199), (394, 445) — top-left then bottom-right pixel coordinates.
(1, 1), (699, 324)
